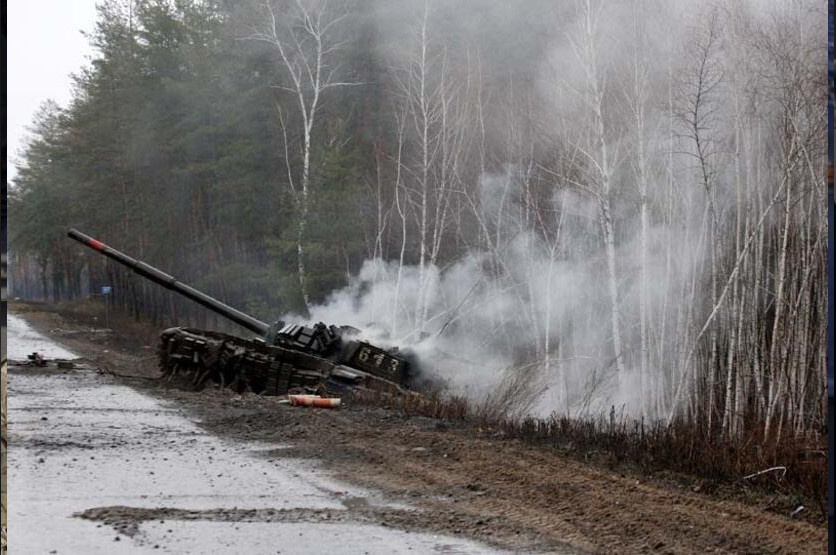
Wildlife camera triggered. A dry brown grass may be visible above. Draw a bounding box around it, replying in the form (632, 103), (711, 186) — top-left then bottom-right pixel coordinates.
(355, 387), (828, 523)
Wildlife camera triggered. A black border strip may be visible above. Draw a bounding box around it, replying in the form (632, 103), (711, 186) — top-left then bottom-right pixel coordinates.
(827, 0), (834, 549)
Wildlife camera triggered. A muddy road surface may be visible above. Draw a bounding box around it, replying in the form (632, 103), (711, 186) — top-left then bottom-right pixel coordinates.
(6, 313), (498, 554)
(6, 304), (828, 554)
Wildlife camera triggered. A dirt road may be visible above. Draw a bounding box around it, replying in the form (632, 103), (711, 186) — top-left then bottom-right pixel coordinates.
(7, 304), (828, 553)
(6, 313), (497, 554)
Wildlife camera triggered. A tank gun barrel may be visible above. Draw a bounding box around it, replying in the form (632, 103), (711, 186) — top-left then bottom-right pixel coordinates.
(67, 228), (269, 336)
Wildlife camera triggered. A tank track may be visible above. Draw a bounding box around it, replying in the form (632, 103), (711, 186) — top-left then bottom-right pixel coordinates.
(158, 327), (336, 396)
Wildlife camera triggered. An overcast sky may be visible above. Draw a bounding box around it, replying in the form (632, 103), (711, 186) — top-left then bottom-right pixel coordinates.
(7, 1), (99, 183)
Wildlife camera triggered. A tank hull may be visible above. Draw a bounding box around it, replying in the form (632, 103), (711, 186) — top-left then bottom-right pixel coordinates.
(158, 327), (407, 397)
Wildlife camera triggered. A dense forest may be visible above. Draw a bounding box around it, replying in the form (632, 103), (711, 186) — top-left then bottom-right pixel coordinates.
(9, 0), (828, 444)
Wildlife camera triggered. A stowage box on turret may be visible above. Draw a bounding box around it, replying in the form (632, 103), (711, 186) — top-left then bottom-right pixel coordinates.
(67, 228), (409, 397)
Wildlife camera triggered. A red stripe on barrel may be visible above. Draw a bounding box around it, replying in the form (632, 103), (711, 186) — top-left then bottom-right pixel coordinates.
(89, 239), (105, 251)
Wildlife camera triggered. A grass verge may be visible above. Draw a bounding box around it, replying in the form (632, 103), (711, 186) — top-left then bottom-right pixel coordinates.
(352, 387), (827, 525)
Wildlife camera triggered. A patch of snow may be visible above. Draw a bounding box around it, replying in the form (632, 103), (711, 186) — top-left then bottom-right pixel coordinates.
(7, 313), (77, 360)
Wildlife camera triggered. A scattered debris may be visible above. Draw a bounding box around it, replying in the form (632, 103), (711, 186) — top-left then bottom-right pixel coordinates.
(20, 353), (75, 369)
(26, 352), (46, 367)
(742, 466), (787, 481)
(289, 395), (341, 409)
(8, 355), (94, 373)
(49, 328), (113, 336)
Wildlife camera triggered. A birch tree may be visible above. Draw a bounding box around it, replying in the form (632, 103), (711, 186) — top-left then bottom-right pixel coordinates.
(566, 0), (626, 376)
(622, 0), (653, 416)
(248, 0), (359, 312)
(392, 0), (470, 336)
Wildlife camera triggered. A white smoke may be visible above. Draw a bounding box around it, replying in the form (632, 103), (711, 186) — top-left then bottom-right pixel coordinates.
(284, 0), (807, 419)
(281, 165), (689, 419)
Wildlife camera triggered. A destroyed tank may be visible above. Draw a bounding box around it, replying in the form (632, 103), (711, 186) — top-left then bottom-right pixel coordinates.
(67, 228), (410, 397)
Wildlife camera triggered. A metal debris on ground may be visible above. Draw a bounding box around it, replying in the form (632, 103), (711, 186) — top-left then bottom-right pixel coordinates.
(26, 353), (46, 367)
(20, 353), (75, 369)
(8, 356), (92, 372)
(288, 395), (342, 408)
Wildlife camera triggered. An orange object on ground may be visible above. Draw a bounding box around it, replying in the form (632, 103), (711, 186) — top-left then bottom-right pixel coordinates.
(288, 395), (341, 408)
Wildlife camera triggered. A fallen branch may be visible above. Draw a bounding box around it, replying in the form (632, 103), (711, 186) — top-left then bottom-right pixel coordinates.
(742, 466), (786, 481)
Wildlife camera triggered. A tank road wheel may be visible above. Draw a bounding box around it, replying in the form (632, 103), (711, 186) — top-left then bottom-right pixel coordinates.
(166, 363), (180, 383)
(194, 366), (215, 390)
(239, 367), (256, 395)
(227, 371), (242, 393)
(157, 334), (177, 380)
(263, 362), (281, 396)
(220, 359), (242, 392)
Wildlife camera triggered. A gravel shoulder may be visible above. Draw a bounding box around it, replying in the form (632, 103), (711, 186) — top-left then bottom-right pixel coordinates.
(9, 303), (828, 554)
